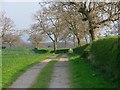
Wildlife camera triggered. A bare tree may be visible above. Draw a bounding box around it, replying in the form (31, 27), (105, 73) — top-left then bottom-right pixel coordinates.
(33, 4), (65, 52)
(31, 2), (118, 50)
(64, 2), (119, 41)
(2, 33), (20, 48)
(0, 12), (15, 39)
(59, 4), (89, 46)
(28, 30), (44, 49)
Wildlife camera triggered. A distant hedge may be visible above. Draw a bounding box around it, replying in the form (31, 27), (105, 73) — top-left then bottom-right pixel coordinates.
(73, 44), (89, 55)
(50, 49), (69, 54)
(32, 48), (49, 54)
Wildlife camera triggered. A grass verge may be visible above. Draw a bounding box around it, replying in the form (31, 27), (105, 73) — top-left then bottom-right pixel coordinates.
(32, 60), (57, 88)
(68, 53), (117, 88)
(2, 48), (52, 88)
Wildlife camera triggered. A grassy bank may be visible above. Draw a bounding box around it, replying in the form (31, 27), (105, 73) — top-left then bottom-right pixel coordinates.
(68, 53), (116, 88)
(90, 36), (119, 83)
(2, 48), (52, 88)
(32, 61), (57, 88)
(69, 36), (119, 88)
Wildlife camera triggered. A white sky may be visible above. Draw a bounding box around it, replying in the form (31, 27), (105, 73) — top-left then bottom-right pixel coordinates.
(1, 2), (40, 29)
(0, 2), (41, 42)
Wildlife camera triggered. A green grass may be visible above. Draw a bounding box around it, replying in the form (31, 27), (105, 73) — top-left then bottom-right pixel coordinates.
(71, 36), (119, 87)
(68, 53), (117, 88)
(2, 48), (52, 88)
(90, 36), (119, 83)
(32, 61), (57, 88)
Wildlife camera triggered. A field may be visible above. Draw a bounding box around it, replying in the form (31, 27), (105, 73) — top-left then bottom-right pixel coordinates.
(2, 48), (52, 88)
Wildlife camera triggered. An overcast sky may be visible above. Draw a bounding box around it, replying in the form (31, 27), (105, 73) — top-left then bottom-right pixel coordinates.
(1, 2), (41, 42)
(2, 2), (40, 29)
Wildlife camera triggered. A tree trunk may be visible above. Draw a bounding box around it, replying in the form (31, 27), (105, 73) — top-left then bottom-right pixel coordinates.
(77, 37), (81, 46)
(64, 39), (67, 48)
(84, 36), (88, 43)
(89, 20), (95, 41)
(53, 40), (57, 53)
(84, 31), (88, 43)
(53, 34), (58, 53)
(36, 42), (39, 49)
(9, 43), (12, 49)
(93, 28), (99, 40)
(35, 42), (38, 49)
(73, 35), (76, 47)
(89, 28), (99, 41)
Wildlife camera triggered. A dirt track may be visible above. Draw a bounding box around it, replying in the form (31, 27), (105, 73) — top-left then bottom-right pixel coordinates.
(49, 54), (70, 88)
(9, 54), (70, 88)
(10, 59), (53, 88)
